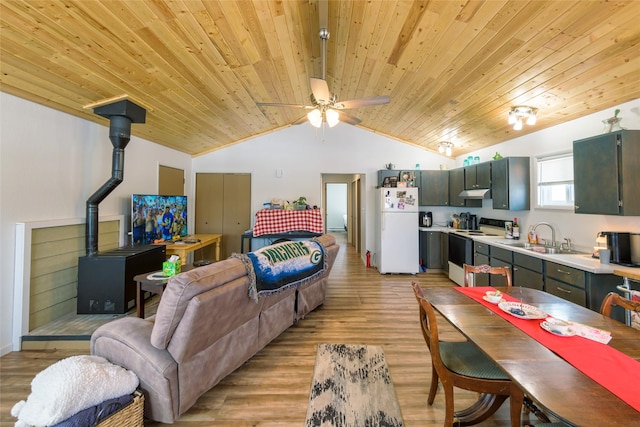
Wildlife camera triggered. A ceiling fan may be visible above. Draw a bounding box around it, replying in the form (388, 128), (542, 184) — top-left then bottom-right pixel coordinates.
(256, 0), (389, 128)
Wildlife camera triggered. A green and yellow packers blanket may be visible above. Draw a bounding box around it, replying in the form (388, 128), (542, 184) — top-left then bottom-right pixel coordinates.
(232, 238), (326, 302)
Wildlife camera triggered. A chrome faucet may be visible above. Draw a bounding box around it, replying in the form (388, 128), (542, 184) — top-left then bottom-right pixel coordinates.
(533, 222), (556, 247)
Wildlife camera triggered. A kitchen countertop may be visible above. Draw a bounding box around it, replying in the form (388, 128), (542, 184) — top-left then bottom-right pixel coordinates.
(418, 226), (639, 276)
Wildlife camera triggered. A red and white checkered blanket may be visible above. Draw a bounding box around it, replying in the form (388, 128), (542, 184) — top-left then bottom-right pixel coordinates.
(253, 209), (323, 236)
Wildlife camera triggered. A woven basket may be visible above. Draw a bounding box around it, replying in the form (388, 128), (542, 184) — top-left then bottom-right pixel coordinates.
(95, 390), (144, 427)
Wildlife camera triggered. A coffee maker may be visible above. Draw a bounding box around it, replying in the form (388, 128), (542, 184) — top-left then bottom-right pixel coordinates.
(419, 211), (432, 227)
(598, 231), (633, 265)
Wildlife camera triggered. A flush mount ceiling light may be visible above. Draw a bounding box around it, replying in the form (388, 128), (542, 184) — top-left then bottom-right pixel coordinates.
(508, 106), (538, 130)
(438, 142), (454, 156)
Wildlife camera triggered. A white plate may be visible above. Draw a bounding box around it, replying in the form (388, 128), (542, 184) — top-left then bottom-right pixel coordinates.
(147, 272), (170, 281)
(482, 295), (504, 305)
(540, 321), (576, 337)
(498, 301), (546, 320)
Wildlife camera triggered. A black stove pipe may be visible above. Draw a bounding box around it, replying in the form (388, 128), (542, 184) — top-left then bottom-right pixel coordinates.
(86, 116), (131, 256)
(86, 100), (146, 256)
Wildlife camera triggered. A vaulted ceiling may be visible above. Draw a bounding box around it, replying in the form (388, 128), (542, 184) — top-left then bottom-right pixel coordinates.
(1, 1), (639, 157)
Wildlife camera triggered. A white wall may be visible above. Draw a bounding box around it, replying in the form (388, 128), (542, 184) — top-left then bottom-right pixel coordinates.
(0, 93), (192, 355)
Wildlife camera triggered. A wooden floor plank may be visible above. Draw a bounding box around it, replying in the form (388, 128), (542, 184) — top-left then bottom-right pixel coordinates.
(1, 232), (538, 426)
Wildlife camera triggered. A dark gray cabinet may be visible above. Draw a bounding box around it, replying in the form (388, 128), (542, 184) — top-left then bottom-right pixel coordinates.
(573, 130), (640, 215)
(420, 231), (445, 270)
(473, 241), (490, 286)
(491, 157), (530, 210)
(449, 168), (481, 208)
(464, 162), (491, 190)
(545, 262), (586, 306)
(377, 169), (400, 187)
(512, 252), (544, 291)
(419, 170), (449, 206)
(489, 246), (513, 287)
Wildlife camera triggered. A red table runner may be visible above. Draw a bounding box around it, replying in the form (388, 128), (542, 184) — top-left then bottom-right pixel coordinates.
(253, 209), (323, 236)
(455, 286), (640, 412)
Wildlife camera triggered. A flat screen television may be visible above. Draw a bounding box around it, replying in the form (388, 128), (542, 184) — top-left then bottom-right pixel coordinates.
(132, 194), (188, 245)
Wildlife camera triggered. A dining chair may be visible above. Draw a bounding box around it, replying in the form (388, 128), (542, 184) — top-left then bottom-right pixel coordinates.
(599, 292), (640, 330)
(412, 282), (524, 427)
(464, 264), (513, 289)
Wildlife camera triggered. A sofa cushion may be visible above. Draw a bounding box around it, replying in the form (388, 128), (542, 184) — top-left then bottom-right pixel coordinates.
(151, 258), (248, 349)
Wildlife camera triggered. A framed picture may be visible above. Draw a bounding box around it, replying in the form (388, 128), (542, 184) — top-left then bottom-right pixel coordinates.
(400, 171), (415, 184)
(382, 176), (391, 187)
(388, 176), (398, 187)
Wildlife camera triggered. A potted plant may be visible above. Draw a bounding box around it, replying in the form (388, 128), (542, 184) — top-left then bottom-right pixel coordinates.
(293, 196), (308, 210)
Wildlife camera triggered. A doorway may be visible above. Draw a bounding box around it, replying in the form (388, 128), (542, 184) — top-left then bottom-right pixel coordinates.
(321, 174), (363, 255)
(326, 184), (347, 232)
(158, 165), (185, 195)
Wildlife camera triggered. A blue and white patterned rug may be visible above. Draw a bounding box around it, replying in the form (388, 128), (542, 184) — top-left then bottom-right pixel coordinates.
(305, 343), (404, 427)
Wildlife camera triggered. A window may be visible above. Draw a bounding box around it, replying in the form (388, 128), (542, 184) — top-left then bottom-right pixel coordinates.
(536, 152), (574, 208)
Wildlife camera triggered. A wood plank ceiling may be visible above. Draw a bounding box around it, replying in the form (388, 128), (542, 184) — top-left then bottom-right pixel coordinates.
(1, 0), (639, 157)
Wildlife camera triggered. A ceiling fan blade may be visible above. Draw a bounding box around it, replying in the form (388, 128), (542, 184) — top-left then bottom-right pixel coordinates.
(337, 110), (362, 126)
(257, 102), (314, 109)
(335, 96), (390, 109)
(310, 78), (332, 104)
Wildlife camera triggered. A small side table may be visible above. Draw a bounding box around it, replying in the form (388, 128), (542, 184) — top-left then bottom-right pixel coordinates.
(134, 265), (195, 318)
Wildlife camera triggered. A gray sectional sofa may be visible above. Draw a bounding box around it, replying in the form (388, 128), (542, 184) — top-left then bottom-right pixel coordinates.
(91, 234), (339, 423)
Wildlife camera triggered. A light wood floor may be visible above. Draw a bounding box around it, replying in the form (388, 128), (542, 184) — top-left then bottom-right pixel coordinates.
(1, 232), (538, 426)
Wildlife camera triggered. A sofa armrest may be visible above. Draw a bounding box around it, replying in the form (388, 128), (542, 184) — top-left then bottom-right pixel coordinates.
(90, 317), (180, 423)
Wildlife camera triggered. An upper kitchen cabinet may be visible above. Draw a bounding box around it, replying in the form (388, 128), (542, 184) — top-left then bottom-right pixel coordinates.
(573, 130), (640, 215)
(464, 162), (491, 190)
(420, 170), (449, 206)
(449, 168), (481, 208)
(377, 169), (400, 187)
(491, 157), (530, 210)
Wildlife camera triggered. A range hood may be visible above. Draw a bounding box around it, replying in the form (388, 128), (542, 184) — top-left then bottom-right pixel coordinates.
(459, 188), (491, 199)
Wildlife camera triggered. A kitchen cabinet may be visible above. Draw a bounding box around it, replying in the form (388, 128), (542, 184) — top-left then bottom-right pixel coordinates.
(491, 157), (530, 210)
(419, 170), (449, 206)
(464, 162), (491, 190)
(473, 241), (490, 286)
(545, 262), (586, 306)
(489, 246), (513, 287)
(586, 274), (627, 323)
(449, 168), (481, 208)
(512, 252), (544, 291)
(420, 231), (446, 270)
(441, 232), (449, 272)
(377, 169), (400, 187)
(573, 130), (640, 215)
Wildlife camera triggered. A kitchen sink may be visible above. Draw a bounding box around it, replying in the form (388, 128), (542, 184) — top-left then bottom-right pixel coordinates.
(497, 241), (588, 255)
(498, 241), (529, 248)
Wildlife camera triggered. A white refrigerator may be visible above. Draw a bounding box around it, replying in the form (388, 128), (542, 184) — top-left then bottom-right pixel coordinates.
(376, 187), (419, 274)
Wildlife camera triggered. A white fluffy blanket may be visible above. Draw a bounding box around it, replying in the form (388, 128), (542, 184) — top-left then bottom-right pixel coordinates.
(11, 355), (139, 427)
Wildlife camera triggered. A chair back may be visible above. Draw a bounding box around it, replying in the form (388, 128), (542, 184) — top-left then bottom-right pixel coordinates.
(464, 264), (512, 289)
(411, 282), (442, 366)
(599, 292), (640, 330)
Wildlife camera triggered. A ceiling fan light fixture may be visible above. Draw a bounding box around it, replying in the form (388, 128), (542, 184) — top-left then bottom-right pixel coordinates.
(325, 108), (339, 127)
(308, 109), (322, 128)
(508, 106), (538, 130)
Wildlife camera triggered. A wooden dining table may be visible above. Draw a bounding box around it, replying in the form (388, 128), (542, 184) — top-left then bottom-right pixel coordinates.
(423, 286), (640, 426)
